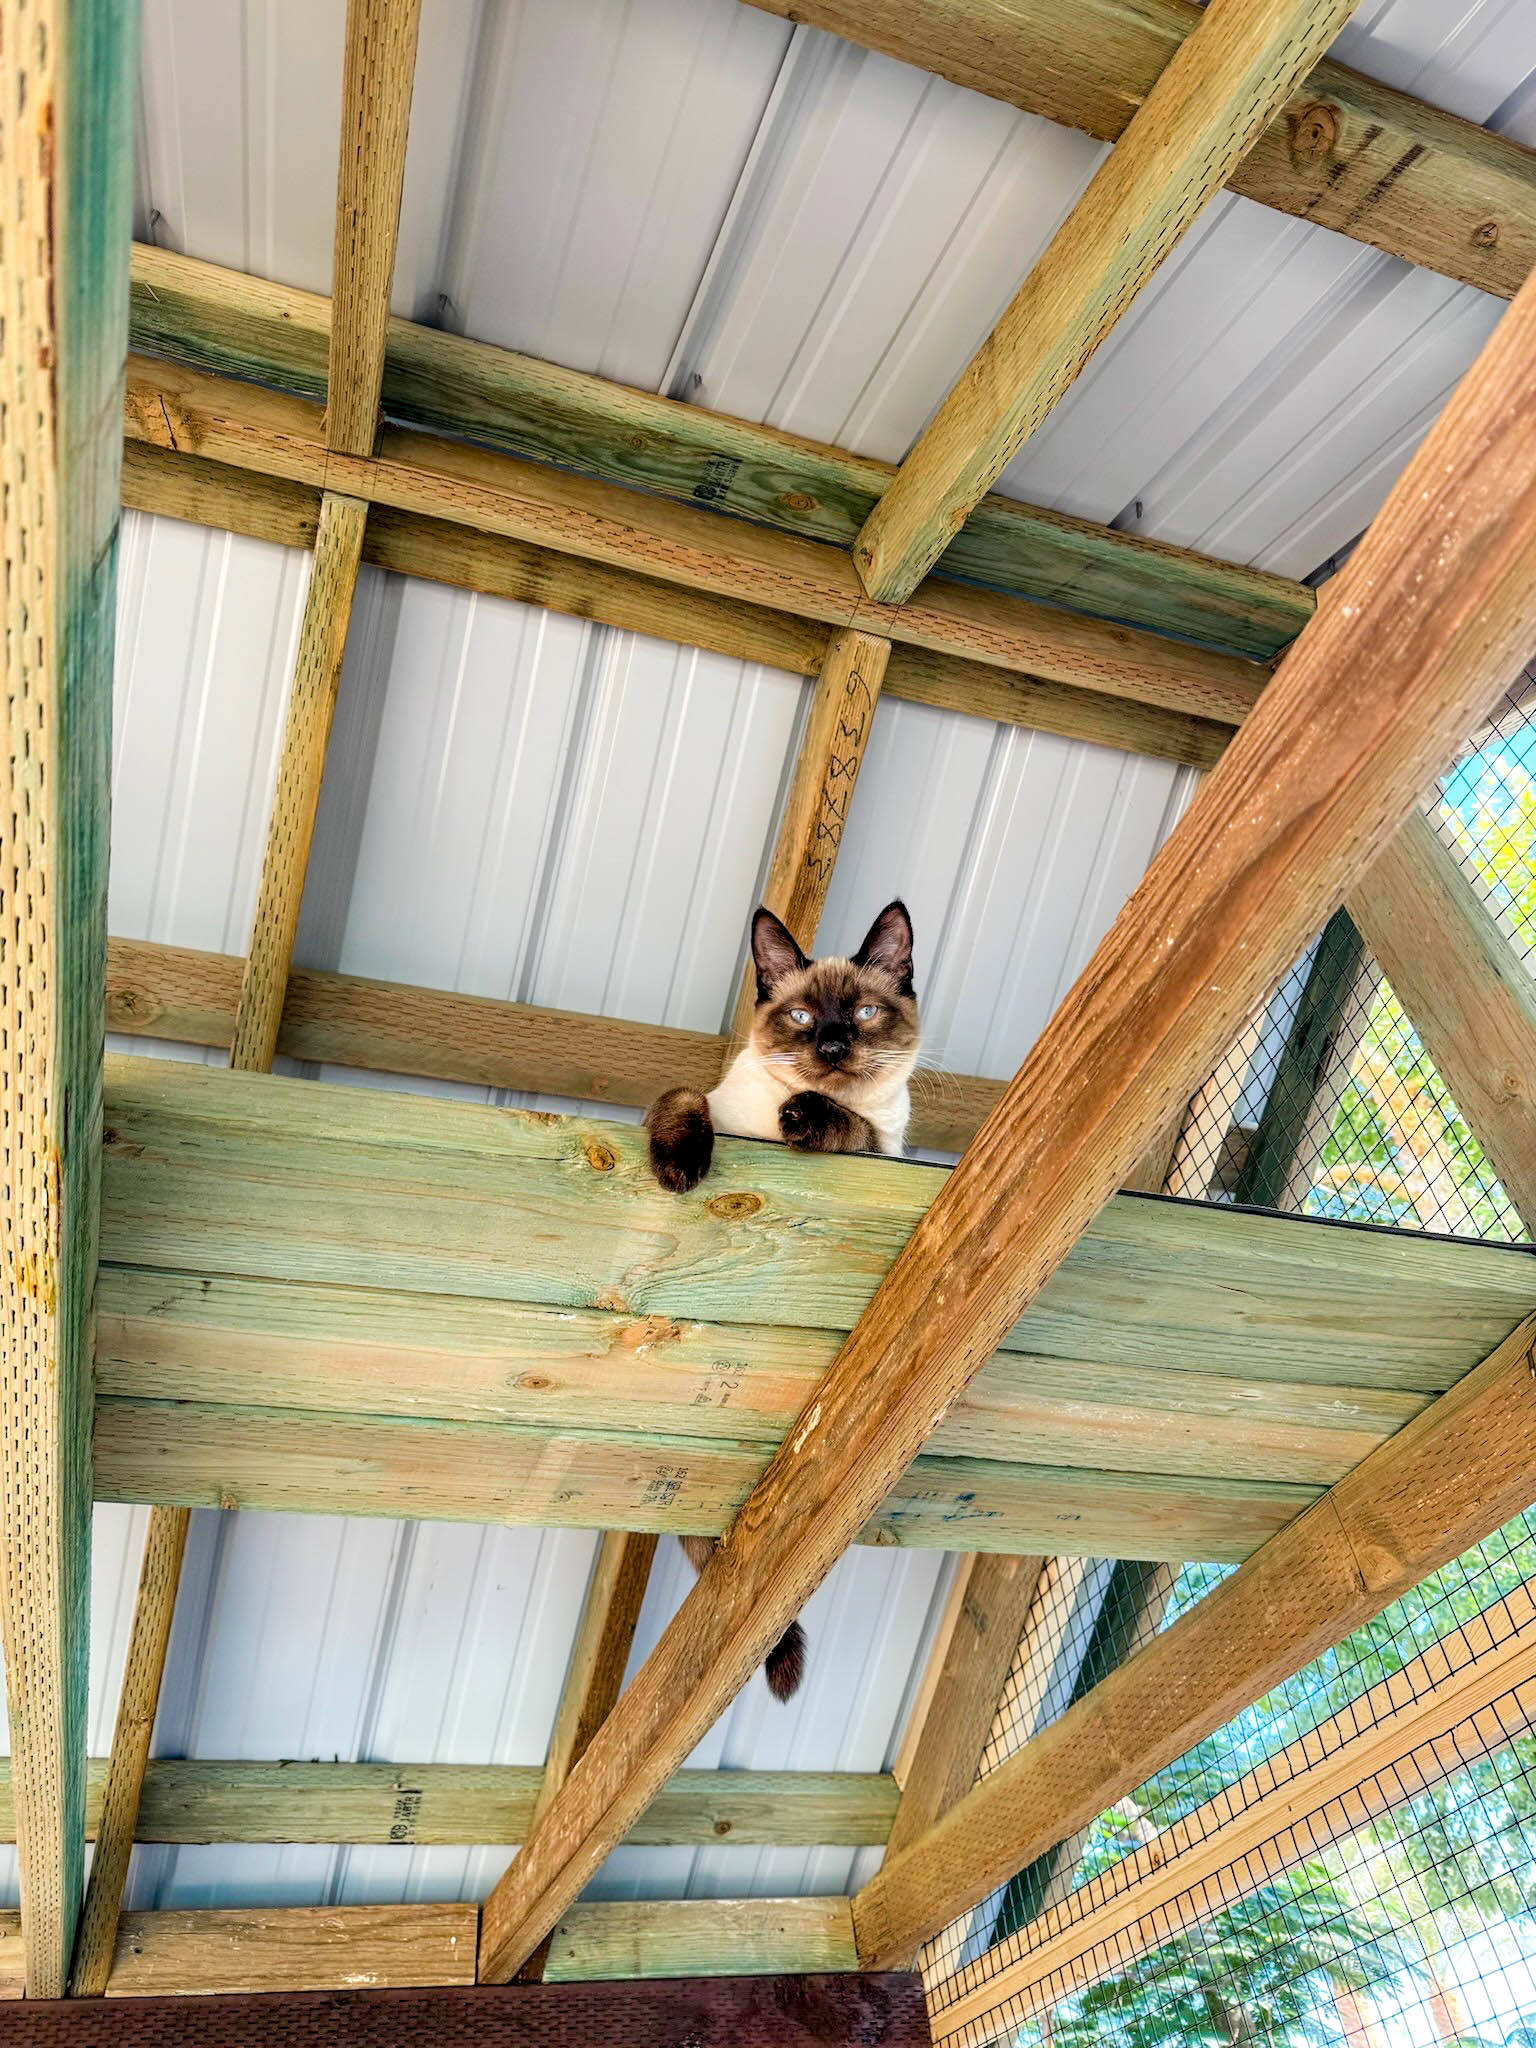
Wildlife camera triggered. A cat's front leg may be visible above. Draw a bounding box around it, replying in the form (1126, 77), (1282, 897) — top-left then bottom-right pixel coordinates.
(779, 1090), (877, 1154)
(646, 1087), (714, 1191)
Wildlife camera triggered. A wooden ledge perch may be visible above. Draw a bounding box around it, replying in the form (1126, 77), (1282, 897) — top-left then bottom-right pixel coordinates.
(95, 1057), (1535, 1564)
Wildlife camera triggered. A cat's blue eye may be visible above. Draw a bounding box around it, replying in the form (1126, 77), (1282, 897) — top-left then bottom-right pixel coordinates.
(855, 1003), (879, 1021)
(788, 1007), (812, 1026)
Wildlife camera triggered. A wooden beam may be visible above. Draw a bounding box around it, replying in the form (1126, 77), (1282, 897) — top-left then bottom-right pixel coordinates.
(1347, 806), (1536, 1234)
(1, 1759), (900, 1850)
(123, 356), (1271, 729)
(100, 1906), (476, 1999)
(730, 627), (890, 1039)
(932, 1576), (1536, 2037)
(68, 1509), (190, 1996)
(0, 0), (135, 1996)
(229, 492), (368, 1071)
(544, 1899), (856, 1983)
(121, 445), (1234, 771)
(856, 1311), (1536, 1966)
(328, 0), (422, 456)
(740, 0), (1536, 302)
(476, 259), (1536, 1983)
(854, 0), (1360, 603)
(886, 1556), (1046, 1859)
(0, 1972), (936, 2043)
(128, 242), (1312, 660)
(519, 1532), (659, 1978)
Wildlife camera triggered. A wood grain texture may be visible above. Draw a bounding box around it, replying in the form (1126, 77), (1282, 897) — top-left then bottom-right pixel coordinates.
(230, 492), (367, 1072)
(0, 1972), (935, 2043)
(102, 1907), (476, 1998)
(857, 1315), (1536, 1967)
(739, 0), (1536, 300)
(886, 1555), (1046, 1858)
(0, 0), (135, 1996)
(97, 1059), (1536, 1391)
(129, 241), (1310, 658)
(934, 1579), (1536, 2036)
(328, 0), (422, 456)
(69, 1509), (190, 1996)
(478, 264), (1536, 1982)
(542, 1899), (857, 1983)
(1348, 807), (1536, 1234)
(536, 1533), (660, 1830)
(855, 0), (1362, 601)
(0, 1759), (899, 1849)
(123, 357), (1272, 727)
(118, 439), (1241, 768)
(729, 628), (891, 1040)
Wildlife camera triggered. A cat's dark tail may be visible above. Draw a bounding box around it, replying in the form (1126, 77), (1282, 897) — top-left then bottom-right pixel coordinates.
(765, 1620), (806, 1701)
(678, 1536), (806, 1699)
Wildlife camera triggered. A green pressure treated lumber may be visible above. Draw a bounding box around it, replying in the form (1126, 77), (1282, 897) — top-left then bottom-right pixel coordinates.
(127, 245), (1310, 659)
(542, 1898), (859, 1983)
(97, 1056), (1536, 1391)
(0, 1760), (898, 1850)
(741, 0), (1536, 302)
(0, 0), (137, 1999)
(94, 1268), (1430, 1485)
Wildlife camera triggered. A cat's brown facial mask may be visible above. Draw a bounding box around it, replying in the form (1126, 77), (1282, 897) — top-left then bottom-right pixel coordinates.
(749, 900), (920, 1093)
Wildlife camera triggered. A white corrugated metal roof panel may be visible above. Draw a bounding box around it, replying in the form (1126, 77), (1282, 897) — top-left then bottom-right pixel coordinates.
(2, 0), (1531, 1923)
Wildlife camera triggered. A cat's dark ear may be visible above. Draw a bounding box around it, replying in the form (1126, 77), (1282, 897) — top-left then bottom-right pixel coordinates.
(854, 900), (915, 996)
(751, 907), (808, 1002)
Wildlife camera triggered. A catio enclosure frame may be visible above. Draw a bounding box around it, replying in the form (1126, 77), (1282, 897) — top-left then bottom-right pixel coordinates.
(10, 0), (1536, 2035)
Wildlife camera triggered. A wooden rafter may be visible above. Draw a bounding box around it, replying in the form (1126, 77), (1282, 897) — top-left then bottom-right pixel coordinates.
(475, 247), (1536, 1985)
(886, 1557), (1047, 1860)
(128, 242), (1311, 660)
(69, 1510), (190, 1996)
(0, 0), (135, 1997)
(123, 357), (1270, 730)
(1348, 806), (1536, 1234)
(858, 1311), (1536, 1966)
(741, 0), (1536, 301)
(328, 0), (423, 457)
(932, 1559), (1536, 2036)
(854, 0), (1361, 603)
(728, 626), (891, 1040)
(122, 443), (1234, 771)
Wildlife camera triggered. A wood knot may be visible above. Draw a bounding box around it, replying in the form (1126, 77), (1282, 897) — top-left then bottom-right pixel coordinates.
(1474, 218), (1501, 248)
(707, 1190), (763, 1221)
(625, 432), (649, 451)
(781, 492), (816, 513)
(1291, 100), (1338, 162)
(712, 1819), (732, 1836)
(516, 1373), (553, 1392)
(584, 1140), (617, 1172)
(108, 983), (161, 1025)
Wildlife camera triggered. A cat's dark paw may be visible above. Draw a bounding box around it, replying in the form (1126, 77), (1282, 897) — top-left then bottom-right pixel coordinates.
(646, 1088), (714, 1192)
(779, 1090), (837, 1148)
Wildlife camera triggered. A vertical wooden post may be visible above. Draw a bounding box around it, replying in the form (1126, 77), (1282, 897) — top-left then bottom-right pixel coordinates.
(0, 0), (137, 1996)
(728, 627), (890, 1041)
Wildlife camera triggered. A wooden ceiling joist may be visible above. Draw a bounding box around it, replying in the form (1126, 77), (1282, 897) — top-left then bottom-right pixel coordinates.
(123, 356), (1271, 729)
(121, 443), (1235, 771)
(854, 0), (1362, 604)
(127, 243), (1311, 660)
(0, 1759), (901, 1852)
(742, 0), (1536, 302)
(475, 252), (1536, 1979)
(933, 1575), (1536, 2038)
(0, 0), (135, 1998)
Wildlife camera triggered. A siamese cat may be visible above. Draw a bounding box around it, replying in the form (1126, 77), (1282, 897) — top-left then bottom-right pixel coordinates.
(646, 901), (920, 1698)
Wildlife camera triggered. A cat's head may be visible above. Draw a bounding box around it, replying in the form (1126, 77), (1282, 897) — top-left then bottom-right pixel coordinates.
(748, 900), (920, 1094)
